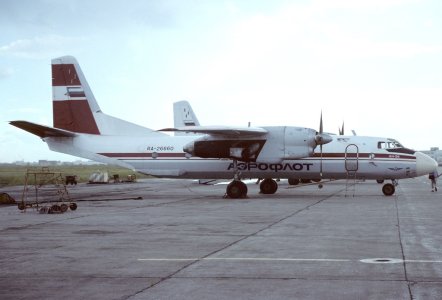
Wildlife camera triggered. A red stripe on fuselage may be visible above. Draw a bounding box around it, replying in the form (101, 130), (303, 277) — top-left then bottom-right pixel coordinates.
(99, 153), (187, 158)
(312, 153), (415, 160)
(98, 152), (416, 161)
(52, 64), (81, 86)
(53, 100), (100, 134)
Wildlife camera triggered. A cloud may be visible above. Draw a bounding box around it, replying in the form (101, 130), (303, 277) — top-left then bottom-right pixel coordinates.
(305, 35), (442, 59)
(0, 0), (194, 32)
(311, 0), (418, 10)
(0, 67), (13, 79)
(189, 0), (442, 91)
(0, 35), (86, 59)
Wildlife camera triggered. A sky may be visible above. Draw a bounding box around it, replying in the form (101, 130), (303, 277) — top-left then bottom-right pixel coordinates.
(1, 0), (442, 163)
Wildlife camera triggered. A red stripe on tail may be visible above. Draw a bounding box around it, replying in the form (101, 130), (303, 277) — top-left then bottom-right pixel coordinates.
(52, 64), (81, 86)
(53, 101), (100, 134)
(52, 62), (100, 134)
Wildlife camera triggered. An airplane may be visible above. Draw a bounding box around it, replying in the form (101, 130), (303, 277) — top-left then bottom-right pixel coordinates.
(10, 56), (437, 198)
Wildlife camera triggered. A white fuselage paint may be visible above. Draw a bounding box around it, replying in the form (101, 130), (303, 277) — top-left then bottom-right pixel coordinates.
(45, 133), (429, 181)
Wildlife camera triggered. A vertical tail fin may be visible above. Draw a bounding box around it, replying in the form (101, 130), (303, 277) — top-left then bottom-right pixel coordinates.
(52, 56), (101, 134)
(173, 100), (200, 136)
(173, 100), (200, 127)
(51, 56), (164, 136)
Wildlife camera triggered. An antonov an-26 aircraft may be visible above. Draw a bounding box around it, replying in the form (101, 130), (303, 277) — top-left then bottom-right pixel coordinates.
(10, 56), (437, 198)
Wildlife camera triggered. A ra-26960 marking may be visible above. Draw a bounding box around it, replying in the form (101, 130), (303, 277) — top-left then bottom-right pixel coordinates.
(146, 146), (175, 151)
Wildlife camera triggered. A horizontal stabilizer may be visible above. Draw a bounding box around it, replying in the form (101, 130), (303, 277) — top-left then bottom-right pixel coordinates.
(159, 126), (268, 137)
(10, 121), (76, 138)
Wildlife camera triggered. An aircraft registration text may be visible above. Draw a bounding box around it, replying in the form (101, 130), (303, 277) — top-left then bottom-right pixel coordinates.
(146, 146), (175, 151)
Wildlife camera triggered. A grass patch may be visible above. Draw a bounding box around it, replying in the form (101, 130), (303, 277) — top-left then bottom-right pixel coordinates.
(0, 164), (152, 187)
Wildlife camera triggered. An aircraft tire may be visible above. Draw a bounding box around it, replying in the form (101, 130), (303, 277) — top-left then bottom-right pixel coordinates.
(260, 178), (278, 194)
(288, 178), (299, 185)
(227, 181), (247, 199)
(60, 204), (68, 213)
(376, 179), (385, 184)
(382, 183), (395, 196)
(17, 202), (26, 210)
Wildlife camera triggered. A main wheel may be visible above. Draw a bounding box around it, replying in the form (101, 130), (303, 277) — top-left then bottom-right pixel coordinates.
(376, 179), (385, 184)
(60, 204), (68, 213)
(17, 202), (26, 210)
(260, 178), (278, 194)
(288, 178), (299, 185)
(382, 183), (395, 196)
(226, 181), (248, 199)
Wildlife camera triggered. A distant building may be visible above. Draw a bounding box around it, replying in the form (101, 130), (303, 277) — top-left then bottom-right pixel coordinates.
(13, 160), (28, 166)
(38, 160), (61, 166)
(421, 147), (442, 166)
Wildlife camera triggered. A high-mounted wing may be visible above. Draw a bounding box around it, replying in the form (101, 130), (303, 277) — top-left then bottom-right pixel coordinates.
(159, 125), (268, 136)
(160, 124), (333, 163)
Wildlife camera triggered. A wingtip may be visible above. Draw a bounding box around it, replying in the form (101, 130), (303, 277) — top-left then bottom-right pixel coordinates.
(158, 128), (178, 132)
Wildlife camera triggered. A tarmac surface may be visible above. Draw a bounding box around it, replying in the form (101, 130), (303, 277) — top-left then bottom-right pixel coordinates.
(1, 175), (442, 300)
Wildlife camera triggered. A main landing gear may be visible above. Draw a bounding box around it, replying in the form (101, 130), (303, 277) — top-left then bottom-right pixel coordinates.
(225, 160), (279, 198)
(226, 180), (248, 198)
(225, 178), (279, 198)
(259, 178), (278, 194)
(225, 159), (247, 199)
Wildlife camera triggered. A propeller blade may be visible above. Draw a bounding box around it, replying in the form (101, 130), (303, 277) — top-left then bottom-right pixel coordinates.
(320, 144), (323, 178)
(315, 110), (332, 146)
(319, 111), (324, 179)
(339, 121), (344, 135)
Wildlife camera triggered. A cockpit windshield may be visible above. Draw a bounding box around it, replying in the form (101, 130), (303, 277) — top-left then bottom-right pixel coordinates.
(378, 139), (404, 149)
(377, 139), (415, 154)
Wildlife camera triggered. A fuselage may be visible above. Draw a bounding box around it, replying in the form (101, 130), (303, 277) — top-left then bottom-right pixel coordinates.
(11, 56), (438, 199)
(45, 132), (435, 181)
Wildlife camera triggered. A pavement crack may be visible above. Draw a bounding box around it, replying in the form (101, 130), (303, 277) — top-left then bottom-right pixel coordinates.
(128, 189), (344, 298)
(394, 195), (413, 300)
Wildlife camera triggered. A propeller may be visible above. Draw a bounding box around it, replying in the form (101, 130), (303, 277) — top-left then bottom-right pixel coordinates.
(314, 111), (332, 179)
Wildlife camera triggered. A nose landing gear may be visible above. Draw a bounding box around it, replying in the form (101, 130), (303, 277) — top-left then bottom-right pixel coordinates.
(382, 180), (398, 196)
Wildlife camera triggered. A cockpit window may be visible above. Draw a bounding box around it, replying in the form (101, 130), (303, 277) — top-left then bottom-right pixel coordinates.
(378, 139), (415, 154)
(378, 139), (404, 149)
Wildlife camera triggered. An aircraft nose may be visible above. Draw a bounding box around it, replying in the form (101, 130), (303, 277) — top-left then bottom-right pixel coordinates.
(415, 151), (438, 176)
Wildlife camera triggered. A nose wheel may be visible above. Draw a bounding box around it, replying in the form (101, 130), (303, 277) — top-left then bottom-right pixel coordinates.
(382, 180), (397, 196)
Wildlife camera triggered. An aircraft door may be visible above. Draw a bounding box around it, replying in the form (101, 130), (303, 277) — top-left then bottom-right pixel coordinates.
(345, 144), (359, 172)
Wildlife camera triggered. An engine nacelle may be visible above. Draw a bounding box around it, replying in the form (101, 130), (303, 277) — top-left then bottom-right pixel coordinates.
(183, 137), (266, 162)
(183, 126), (331, 163)
(284, 126), (317, 159)
(256, 126), (319, 163)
